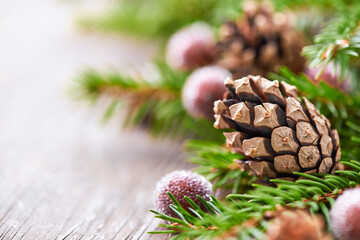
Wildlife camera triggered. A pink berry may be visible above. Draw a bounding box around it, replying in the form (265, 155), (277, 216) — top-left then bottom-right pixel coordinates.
(330, 187), (360, 240)
(182, 66), (232, 119)
(166, 22), (216, 71)
(305, 64), (352, 93)
(154, 170), (213, 218)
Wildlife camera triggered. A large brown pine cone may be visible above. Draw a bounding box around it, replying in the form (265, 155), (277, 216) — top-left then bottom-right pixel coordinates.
(216, 1), (305, 78)
(214, 75), (341, 179)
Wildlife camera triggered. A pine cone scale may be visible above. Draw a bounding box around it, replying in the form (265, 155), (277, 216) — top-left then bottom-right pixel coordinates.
(243, 137), (275, 160)
(274, 155), (301, 174)
(296, 122), (319, 146)
(215, 75), (341, 179)
(271, 126), (299, 154)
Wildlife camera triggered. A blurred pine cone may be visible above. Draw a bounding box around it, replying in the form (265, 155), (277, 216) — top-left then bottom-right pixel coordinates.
(214, 75), (341, 179)
(266, 209), (332, 240)
(216, 1), (305, 78)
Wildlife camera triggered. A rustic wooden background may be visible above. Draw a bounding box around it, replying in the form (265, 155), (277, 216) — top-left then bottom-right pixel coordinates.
(0, 1), (188, 239)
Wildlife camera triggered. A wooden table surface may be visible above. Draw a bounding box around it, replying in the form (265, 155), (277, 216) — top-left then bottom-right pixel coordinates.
(0, 1), (188, 239)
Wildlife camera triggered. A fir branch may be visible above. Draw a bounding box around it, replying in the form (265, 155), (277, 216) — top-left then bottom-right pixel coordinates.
(270, 0), (359, 11)
(185, 140), (254, 194)
(302, 8), (360, 78)
(149, 160), (360, 239)
(72, 63), (224, 141)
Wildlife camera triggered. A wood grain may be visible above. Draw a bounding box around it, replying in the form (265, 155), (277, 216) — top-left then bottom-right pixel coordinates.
(0, 132), (188, 240)
(0, 1), (187, 239)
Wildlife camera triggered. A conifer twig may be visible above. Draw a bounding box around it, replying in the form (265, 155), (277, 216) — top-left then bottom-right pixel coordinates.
(72, 64), (224, 141)
(149, 160), (360, 239)
(302, 9), (360, 78)
(185, 140), (254, 194)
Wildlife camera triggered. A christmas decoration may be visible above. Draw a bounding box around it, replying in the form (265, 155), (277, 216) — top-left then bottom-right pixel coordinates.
(214, 75), (341, 179)
(75, 2), (360, 239)
(330, 187), (360, 240)
(149, 160), (360, 239)
(182, 66), (231, 119)
(266, 210), (331, 240)
(154, 170), (213, 218)
(166, 22), (216, 71)
(216, 1), (305, 78)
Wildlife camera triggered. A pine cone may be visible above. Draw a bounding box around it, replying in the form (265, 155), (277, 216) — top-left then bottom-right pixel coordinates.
(214, 75), (341, 179)
(216, 1), (305, 78)
(266, 209), (332, 240)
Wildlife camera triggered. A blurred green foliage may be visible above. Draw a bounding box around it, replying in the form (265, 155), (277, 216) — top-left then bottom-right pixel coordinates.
(72, 62), (225, 141)
(78, 0), (360, 40)
(79, 0), (243, 39)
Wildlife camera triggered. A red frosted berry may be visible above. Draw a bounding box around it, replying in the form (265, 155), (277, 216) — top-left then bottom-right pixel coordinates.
(166, 22), (216, 71)
(305, 64), (352, 93)
(154, 170), (213, 218)
(182, 66), (232, 119)
(330, 187), (360, 240)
